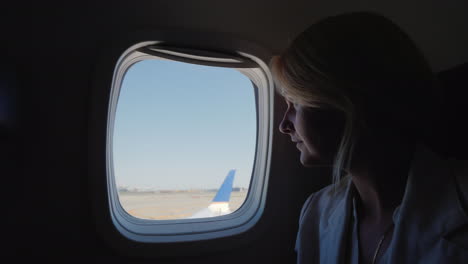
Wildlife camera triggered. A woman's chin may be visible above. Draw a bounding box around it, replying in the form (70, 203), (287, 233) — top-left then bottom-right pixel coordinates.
(299, 152), (331, 167)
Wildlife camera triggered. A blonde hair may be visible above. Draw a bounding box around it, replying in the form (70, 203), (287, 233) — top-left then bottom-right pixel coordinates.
(271, 55), (356, 188)
(270, 12), (437, 190)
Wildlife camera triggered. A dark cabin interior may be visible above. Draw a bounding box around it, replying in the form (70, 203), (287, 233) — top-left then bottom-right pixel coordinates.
(2, 0), (467, 262)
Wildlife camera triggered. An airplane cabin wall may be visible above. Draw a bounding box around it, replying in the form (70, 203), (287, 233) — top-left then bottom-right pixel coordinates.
(3, 0), (467, 261)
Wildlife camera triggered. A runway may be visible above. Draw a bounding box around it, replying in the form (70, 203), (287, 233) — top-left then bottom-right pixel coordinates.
(118, 191), (247, 220)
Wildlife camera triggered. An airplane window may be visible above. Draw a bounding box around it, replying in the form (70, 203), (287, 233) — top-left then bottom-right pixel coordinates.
(112, 59), (257, 220)
(105, 43), (271, 242)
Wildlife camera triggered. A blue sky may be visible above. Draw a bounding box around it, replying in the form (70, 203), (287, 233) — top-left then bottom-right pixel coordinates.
(113, 59), (257, 190)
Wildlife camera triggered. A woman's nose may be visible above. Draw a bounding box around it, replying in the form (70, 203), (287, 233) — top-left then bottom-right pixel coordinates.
(279, 113), (294, 135)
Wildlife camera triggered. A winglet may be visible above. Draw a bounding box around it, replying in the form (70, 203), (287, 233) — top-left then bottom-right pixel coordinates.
(212, 169), (236, 202)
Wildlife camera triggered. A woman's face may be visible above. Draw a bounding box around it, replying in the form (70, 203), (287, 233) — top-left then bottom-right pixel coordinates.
(279, 99), (345, 167)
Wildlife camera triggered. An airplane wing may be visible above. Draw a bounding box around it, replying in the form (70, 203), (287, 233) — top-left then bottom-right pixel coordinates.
(189, 169), (236, 219)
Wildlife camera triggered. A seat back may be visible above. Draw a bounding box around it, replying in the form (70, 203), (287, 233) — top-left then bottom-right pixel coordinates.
(433, 62), (468, 159)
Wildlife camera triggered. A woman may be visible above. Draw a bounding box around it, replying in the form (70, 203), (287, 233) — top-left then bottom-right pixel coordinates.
(270, 12), (468, 264)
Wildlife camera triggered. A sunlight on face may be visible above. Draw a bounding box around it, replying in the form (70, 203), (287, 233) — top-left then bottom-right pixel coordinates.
(279, 99), (345, 167)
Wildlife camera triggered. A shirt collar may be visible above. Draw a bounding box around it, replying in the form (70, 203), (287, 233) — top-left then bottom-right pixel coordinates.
(344, 144), (464, 229)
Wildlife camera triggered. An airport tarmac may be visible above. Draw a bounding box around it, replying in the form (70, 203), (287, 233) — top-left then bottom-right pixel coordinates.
(118, 191), (247, 220)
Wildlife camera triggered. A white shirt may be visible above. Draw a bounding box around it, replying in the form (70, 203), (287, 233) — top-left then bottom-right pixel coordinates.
(295, 145), (468, 263)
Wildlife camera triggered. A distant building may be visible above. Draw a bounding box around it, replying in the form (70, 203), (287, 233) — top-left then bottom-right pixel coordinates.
(118, 186), (130, 192)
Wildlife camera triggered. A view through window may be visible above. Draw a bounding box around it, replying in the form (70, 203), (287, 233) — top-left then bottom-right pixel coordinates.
(113, 59), (257, 220)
